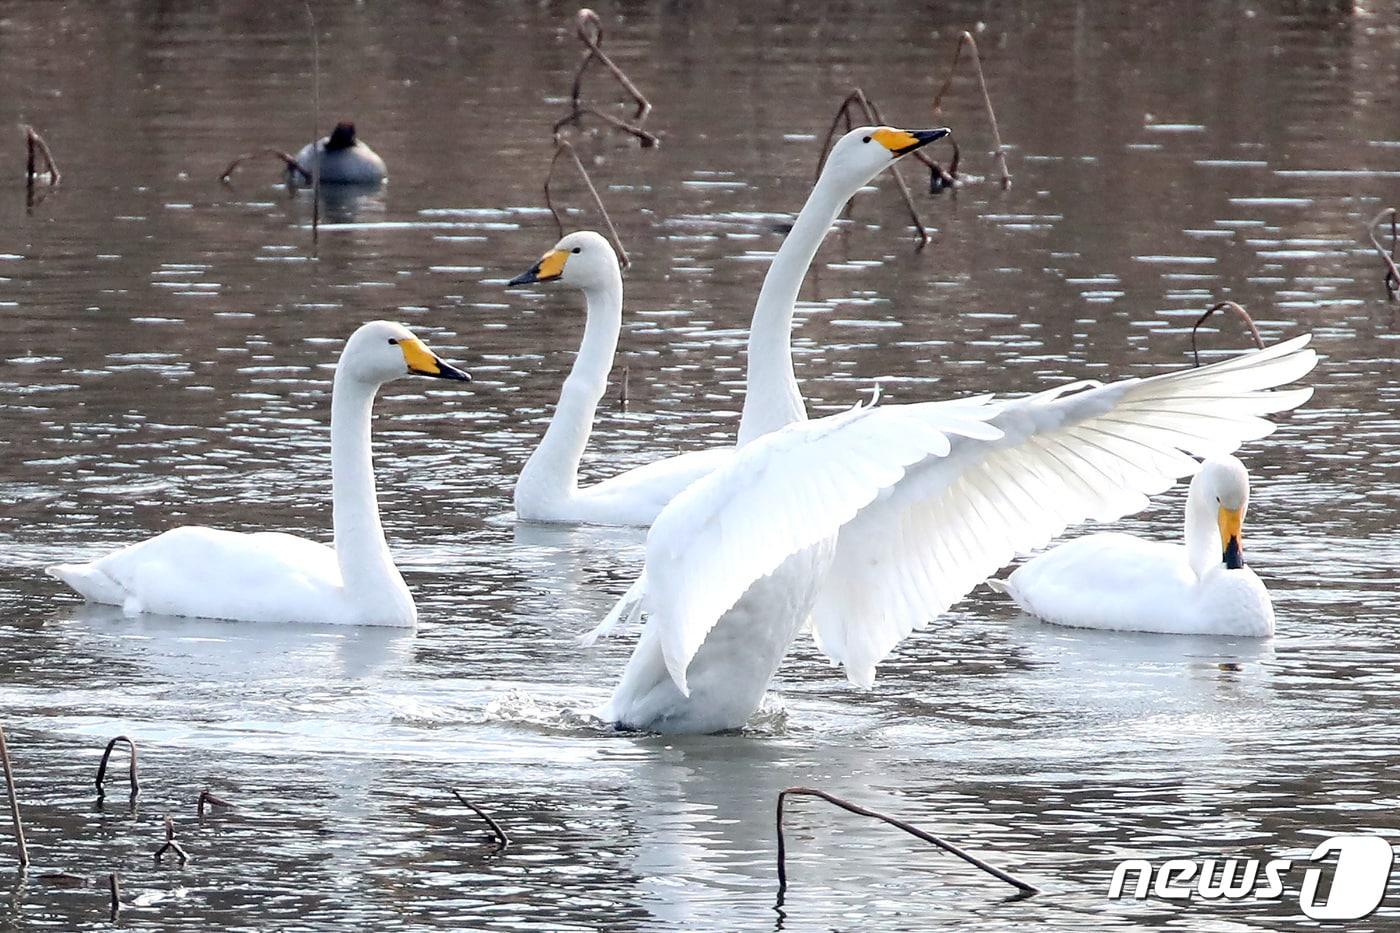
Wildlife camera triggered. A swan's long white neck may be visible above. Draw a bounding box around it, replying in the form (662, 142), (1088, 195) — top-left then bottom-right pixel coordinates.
(737, 168), (854, 446)
(1183, 471), (1221, 579)
(330, 367), (407, 601)
(516, 265), (624, 503)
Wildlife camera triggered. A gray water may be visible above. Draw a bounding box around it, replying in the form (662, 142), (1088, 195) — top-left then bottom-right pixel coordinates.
(2, 0), (1399, 929)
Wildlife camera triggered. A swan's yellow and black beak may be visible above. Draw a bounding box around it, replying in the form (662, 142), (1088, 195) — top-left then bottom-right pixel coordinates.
(873, 127), (951, 157)
(399, 337), (471, 382)
(507, 248), (569, 287)
(1218, 505), (1245, 570)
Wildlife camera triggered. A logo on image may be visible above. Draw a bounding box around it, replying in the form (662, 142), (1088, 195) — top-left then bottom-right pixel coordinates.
(1109, 834), (1395, 920)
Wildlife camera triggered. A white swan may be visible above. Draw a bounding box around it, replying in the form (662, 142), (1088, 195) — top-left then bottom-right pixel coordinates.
(47, 321), (470, 627)
(586, 337), (1317, 732)
(507, 231), (732, 525)
(506, 125), (949, 525)
(292, 122), (387, 185)
(986, 454), (1274, 636)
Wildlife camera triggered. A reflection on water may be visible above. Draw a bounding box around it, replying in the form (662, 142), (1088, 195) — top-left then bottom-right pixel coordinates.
(2, 0), (1400, 929)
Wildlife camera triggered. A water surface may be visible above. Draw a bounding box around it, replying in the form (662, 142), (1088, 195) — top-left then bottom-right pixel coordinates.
(2, 1), (1399, 929)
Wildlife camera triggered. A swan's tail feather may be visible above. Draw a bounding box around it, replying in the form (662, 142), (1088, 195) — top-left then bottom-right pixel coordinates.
(578, 572), (647, 647)
(983, 577), (1011, 595)
(47, 563), (125, 605)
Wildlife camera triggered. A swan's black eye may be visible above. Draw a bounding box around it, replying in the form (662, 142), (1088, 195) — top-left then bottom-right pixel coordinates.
(387, 338), (398, 345)
(862, 135), (871, 143)
(572, 247), (582, 254)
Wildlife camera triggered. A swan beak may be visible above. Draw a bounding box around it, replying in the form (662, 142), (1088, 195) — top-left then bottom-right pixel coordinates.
(507, 249), (568, 287)
(1218, 506), (1245, 570)
(400, 337), (471, 382)
(872, 127), (951, 156)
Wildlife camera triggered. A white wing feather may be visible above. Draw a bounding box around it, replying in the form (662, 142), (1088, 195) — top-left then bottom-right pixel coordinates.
(641, 397), (1005, 693)
(810, 334), (1317, 685)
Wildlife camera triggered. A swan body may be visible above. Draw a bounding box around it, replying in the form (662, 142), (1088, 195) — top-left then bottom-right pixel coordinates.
(47, 321), (470, 627)
(990, 456), (1275, 636)
(292, 122), (387, 185)
(590, 337), (1316, 732)
(506, 127), (948, 526)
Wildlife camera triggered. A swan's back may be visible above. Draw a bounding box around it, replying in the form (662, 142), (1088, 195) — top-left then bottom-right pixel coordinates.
(50, 526), (344, 623)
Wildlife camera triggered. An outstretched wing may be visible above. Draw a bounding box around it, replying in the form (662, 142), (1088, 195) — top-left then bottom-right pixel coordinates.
(639, 397), (1005, 693)
(809, 334), (1317, 686)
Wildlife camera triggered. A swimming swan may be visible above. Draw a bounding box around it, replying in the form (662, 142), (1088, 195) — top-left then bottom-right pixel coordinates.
(507, 231), (732, 525)
(292, 122), (387, 185)
(47, 321), (470, 627)
(586, 337), (1316, 732)
(506, 126), (948, 526)
(987, 454), (1274, 636)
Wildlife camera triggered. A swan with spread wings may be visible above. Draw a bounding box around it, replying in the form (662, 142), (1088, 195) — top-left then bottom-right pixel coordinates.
(584, 337), (1317, 733)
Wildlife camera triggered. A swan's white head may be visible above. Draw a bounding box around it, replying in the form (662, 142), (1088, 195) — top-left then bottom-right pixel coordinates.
(338, 320), (471, 385)
(506, 230), (618, 291)
(821, 125), (951, 193)
(1193, 455), (1251, 570)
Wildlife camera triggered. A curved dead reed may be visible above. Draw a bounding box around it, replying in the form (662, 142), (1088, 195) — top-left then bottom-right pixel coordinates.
(930, 31), (1012, 189)
(1364, 207), (1399, 301)
(1191, 301), (1264, 367)
(95, 736), (139, 801)
(0, 726), (27, 869)
(774, 786), (1039, 899)
(451, 790), (510, 851)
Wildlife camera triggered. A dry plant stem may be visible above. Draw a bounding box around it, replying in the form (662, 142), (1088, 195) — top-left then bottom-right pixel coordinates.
(0, 726), (28, 869)
(571, 9), (651, 123)
(774, 787), (1039, 896)
(1364, 207), (1400, 301)
(154, 815), (189, 865)
(544, 140), (630, 268)
(108, 873), (121, 920)
(1191, 301), (1264, 367)
(23, 126), (60, 185)
(815, 89), (929, 246)
(304, 0), (321, 242)
(197, 789), (231, 818)
(451, 790), (510, 850)
(553, 105), (658, 147)
(930, 31), (1012, 189)
(219, 150), (312, 185)
(95, 736), (139, 800)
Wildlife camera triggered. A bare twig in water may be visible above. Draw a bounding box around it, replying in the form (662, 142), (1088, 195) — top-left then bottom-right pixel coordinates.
(197, 789), (232, 818)
(95, 736), (140, 801)
(1191, 301), (1265, 367)
(305, 0), (321, 241)
(108, 873), (121, 920)
(544, 139), (630, 268)
(0, 726), (28, 869)
(774, 786), (1039, 898)
(1364, 207), (1399, 301)
(23, 126), (60, 185)
(930, 31), (1012, 189)
(814, 89), (931, 246)
(154, 815), (189, 865)
(554, 8), (656, 145)
(219, 149), (312, 185)
(451, 790), (510, 851)
(619, 363), (630, 410)
(38, 872), (91, 887)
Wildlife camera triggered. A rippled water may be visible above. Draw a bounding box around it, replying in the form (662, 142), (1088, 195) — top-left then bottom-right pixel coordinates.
(2, 0), (1400, 929)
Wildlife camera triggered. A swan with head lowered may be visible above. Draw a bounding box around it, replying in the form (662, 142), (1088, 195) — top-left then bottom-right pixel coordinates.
(505, 125), (949, 525)
(585, 337), (1317, 732)
(47, 321), (470, 627)
(986, 454), (1274, 636)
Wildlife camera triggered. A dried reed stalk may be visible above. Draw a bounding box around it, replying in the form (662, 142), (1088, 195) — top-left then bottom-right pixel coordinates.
(775, 786), (1039, 898)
